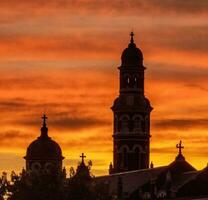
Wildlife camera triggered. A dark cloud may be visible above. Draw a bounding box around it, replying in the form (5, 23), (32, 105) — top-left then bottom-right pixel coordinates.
(149, 64), (208, 83)
(0, 95), (112, 135)
(10, 114), (111, 131)
(0, 34), (120, 60)
(0, 76), (63, 90)
(185, 84), (208, 93)
(0, 67), (115, 91)
(0, 130), (33, 148)
(62, 135), (112, 151)
(151, 147), (176, 154)
(0, 96), (111, 116)
(144, 25), (208, 55)
(0, 0), (207, 17)
(50, 116), (111, 131)
(0, 130), (31, 141)
(0, 122), (111, 149)
(153, 118), (208, 131)
(152, 145), (208, 159)
(144, 0), (208, 15)
(0, 99), (27, 109)
(0, 25), (207, 62)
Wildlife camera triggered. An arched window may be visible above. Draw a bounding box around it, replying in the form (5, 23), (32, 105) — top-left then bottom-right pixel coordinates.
(127, 77), (130, 84)
(133, 115), (143, 132)
(145, 115), (149, 133)
(124, 74), (131, 88)
(45, 162), (54, 173)
(119, 146), (129, 169)
(31, 162), (41, 172)
(134, 76), (138, 88)
(120, 115), (129, 133)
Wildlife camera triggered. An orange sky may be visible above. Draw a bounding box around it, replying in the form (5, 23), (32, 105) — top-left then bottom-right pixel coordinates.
(0, 0), (208, 175)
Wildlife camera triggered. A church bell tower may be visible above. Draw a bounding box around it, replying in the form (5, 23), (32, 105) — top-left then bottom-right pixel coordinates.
(110, 32), (153, 174)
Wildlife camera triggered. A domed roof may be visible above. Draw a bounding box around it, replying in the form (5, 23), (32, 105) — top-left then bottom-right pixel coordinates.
(121, 32), (143, 67)
(25, 115), (64, 161)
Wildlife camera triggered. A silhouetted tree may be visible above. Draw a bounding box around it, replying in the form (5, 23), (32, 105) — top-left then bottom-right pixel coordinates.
(8, 168), (66, 200)
(0, 172), (8, 200)
(67, 160), (94, 200)
(67, 161), (114, 200)
(2, 160), (114, 200)
(69, 167), (75, 178)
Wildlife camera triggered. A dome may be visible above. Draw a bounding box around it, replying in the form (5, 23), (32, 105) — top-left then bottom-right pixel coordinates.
(26, 137), (63, 160)
(121, 32), (143, 67)
(25, 115), (64, 161)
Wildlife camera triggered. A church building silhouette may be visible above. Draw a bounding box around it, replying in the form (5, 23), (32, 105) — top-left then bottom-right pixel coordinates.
(24, 33), (208, 200)
(97, 33), (208, 199)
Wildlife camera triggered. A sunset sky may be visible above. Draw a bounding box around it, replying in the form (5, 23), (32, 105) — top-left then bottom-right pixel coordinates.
(0, 0), (207, 175)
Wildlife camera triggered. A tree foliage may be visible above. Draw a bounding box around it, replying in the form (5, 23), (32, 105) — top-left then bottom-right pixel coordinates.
(7, 169), (66, 200)
(1, 161), (114, 200)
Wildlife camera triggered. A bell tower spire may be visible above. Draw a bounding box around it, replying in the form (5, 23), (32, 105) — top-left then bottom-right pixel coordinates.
(111, 32), (153, 174)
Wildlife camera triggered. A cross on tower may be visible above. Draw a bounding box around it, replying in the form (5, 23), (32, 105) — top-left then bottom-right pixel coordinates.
(130, 31), (134, 43)
(80, 153), (86, 163)
(42, 114), (47, 126)
(176, 140), (184, 155)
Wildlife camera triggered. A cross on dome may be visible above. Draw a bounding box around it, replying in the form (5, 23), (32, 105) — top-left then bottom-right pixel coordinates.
(42, 114), (48, 127)
(176, 140), (184, 155)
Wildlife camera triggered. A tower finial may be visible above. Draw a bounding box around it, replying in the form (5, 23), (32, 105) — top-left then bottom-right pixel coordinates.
(42, 114), (47, 127)
(130, 31), (134, 43)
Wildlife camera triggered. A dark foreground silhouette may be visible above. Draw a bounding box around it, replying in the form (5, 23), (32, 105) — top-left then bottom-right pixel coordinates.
(0, 161), (114, 200)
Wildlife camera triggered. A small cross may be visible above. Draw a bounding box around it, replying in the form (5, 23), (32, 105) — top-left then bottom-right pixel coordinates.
(130, 31), (134, 43)
(42, 114), (47, 126)
(80, 153), (86, 163)
(176, 140), (184, 155)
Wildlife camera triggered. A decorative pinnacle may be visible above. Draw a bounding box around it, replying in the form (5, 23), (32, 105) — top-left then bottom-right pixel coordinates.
(130, 31), (134, 43)
(42, 114), (48, 127)
(150, 162), (154, 169)
(176, 140), (184, 155)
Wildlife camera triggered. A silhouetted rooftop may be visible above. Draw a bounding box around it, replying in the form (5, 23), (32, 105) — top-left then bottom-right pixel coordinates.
(24, 115), (64, 161)
(121, 32), (143, 67)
